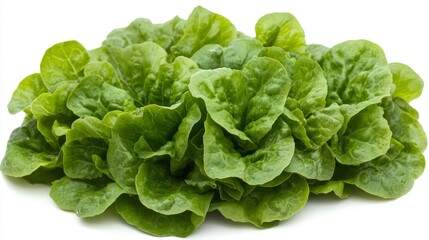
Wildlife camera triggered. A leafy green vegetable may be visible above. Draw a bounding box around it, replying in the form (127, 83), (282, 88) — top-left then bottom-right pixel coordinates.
(1, 6), (426, 237)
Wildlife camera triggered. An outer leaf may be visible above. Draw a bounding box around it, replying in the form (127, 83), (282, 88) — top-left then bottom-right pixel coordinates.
(67, 75), (136, 119)
(115, 195), (204, 237)
(322, 40), (390, 109)
(8, 73), (47, 114)
(30, 81), (77, 149)
(286, 144), (335, 181)
(203, 117), (295, 185)
(342, 144), (425, 198)
(40, 41), (89, 90)
(171, 6), (237, 57)
(255, 13), (306, 54)
(0, 119), (57, 177)
(135, 161), (213, 216)
(213, 175), (309, 228)
(383, 97), (427, 152)
(389, 62), (424, 102)
(310, 181), (352, 199)
(62, 113), (117, 180)
(332, 105), (392, 165)
(50, 177), (125, 217)
(102, 18), (155, 48)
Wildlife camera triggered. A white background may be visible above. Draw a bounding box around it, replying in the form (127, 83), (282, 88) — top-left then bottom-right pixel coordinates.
(1, 0), (428, 239)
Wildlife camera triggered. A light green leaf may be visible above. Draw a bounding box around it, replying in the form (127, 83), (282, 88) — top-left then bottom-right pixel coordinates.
(383, 97), (427, 152)
(50, 177), (125, 217)
(62, 114), (116, 180)
(389, 62), (424, 103)
(102, 18), (154, 48)
(107, 42), (167, 104)
(310, 181), (352, 199)
(67, 75), (136, 119)
(332, 105), (392, 165)
(306, 44), (329, 64)
(8, 73), (47, 114)
(136, 160), (213, 216)
(223, 38), (264, 69)
(0, 119), (57, 177)
(189, 57), (291, 144)
(171, 6), (237, 57)
(203, 117), (295, 185)
(40, 41), (89, 90)
(289, 57), (327, 116)
(256, 13), (306, 54)
(286, 144), (335, 180)
(148, 56), (199, 106)
(191, 44), (224, 69)
(213, 175), (309, 228)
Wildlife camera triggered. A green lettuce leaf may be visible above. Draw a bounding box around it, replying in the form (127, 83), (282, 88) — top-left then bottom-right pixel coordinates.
(331, 105), (392, 165)
(135, 160), (213, 216)
(202, 117), (295, 185)
(189, 57), (291, 144)
(67, 75), (136, 119)
(212, 175), (309, 228)
(40, 41), (89, 90)
(389, 62), (424, 103)
(171, 6), (237, 57)
(50, 177), (125, 217)
(8, 73), (48, 114)
(0, 119), (58, 177)
(255, 13), (306, 54)
(115, 195), (205, 237)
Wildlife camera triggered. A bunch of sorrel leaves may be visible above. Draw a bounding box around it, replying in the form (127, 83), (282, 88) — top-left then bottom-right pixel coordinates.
(1, 6), (426, 237)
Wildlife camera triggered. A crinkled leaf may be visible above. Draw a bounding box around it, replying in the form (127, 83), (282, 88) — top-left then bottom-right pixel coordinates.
(8, 73), (47, 114)
(383, 97), (427, 152)
(30, 81), (77, 149)
(286, 144), (335, 181)
(203, 117), (295, 185)
(148, 56), (199, 106)
(107, 42), (167, 104)
(40, 41), (89, 90)
(289, 57), (327, 116)
(223, 38), (264, 69)
(341, 143), (425, 199)
(310, 181), (352, 199)
(389, 62), (424, 103)
(136, 160), (213, 216)
(213, 175), (308, 228)
(171, 6), (237, 57)
(103, 18), (155, 48)
(190, 57), (291, 144)
(50, 177), (125, 217)
(62, 113), (117, 180)
(115, 195), (204, 237)
(256, 13), (306, 54)
(332, 105), (392, 165)
(306, 44), (329, 64)
(0, 119), (57, 177)
(67, 75), (136, 119)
